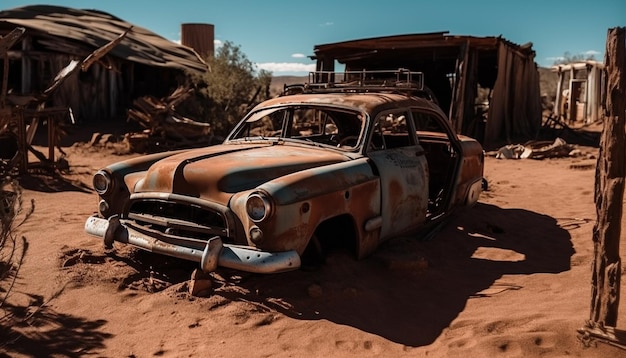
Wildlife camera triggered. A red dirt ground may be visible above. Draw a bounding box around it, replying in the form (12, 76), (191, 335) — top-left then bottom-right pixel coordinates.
(2, 137), (626, 357)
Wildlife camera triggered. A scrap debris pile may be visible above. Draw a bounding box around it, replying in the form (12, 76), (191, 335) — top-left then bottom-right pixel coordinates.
(125, 86), (219, 153)
(490, 137), (589, 160)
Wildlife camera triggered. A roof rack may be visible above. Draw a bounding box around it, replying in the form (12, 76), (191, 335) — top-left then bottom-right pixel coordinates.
(283, 68), (426, 96)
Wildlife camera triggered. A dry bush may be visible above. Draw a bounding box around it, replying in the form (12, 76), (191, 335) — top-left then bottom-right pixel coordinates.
(0, 179), (33, 325)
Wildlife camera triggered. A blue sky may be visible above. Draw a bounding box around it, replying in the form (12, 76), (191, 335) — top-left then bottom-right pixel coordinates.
(3, 1), (625, 75)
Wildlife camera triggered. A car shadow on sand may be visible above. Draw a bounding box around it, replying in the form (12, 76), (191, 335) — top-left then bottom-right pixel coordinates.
(214, 202), (575, 347)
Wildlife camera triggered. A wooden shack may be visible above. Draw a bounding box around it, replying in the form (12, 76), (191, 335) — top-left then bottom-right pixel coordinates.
(312, 32), (542, 147)
(552, 61), (605, 125)
(0, 5), (207, 123)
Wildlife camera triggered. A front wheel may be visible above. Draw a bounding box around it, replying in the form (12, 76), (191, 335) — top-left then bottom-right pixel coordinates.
(300, 234), (325, 271)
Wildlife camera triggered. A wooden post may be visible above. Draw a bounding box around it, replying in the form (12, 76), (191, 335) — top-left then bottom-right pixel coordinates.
(583, 27), (626, 343)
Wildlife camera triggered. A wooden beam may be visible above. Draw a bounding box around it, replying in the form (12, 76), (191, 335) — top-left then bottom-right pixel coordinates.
(1, 27), (25, 106)
(583, 26), (626, 342)
(449, 41), (469, 132)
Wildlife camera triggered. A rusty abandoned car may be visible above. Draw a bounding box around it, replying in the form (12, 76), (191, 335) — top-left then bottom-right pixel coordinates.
(85, 69), (485, 274)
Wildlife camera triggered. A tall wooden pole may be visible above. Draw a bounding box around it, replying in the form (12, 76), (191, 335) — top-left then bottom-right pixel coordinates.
(589, 27), (625, 331)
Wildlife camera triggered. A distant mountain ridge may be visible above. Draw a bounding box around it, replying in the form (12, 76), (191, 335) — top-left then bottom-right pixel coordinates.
(270, 76), (307, 96)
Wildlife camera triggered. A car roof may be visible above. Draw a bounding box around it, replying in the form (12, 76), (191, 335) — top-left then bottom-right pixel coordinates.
(255, 92), (445, 116)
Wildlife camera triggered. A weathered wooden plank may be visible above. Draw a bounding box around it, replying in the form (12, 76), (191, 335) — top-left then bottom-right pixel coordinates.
(449, 40), (468, 133)
(81, 26), (132, 72)
(590, 26), (625, 328)
(484, 42), (508, 145)
(0, 27), (25, 55)
(1, 27), (26, 106)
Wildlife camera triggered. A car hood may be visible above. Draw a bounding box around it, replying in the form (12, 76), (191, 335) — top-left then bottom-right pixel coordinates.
(132, 143), (349, 204)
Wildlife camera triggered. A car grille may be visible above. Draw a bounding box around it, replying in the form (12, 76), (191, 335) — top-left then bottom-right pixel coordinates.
(126, 198), (231, 244)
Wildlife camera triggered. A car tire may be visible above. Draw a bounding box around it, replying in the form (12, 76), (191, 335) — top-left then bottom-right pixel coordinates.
(300, 234), (326, 271)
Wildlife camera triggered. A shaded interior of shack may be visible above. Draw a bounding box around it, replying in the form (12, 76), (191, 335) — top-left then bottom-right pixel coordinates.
(314, 45), (500, 143)
(1, 54), (181, 123)
(343, 48), (496, 111)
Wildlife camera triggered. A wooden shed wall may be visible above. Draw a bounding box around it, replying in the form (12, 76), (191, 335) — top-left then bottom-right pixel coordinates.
(484, 42), (542, 147)
(5, 49), (185, 123)
(46, 56), (119, 121)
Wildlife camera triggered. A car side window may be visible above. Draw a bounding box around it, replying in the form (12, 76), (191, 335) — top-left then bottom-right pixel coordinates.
(370, 111), (414, 150)
(244, 108), (286, 137)
(293, 108), (365, 149)
(291, 108), (338, 137)
(412, 110), (446, 133)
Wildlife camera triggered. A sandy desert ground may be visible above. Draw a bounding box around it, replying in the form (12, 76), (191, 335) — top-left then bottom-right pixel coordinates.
(1, 136), (626, 357)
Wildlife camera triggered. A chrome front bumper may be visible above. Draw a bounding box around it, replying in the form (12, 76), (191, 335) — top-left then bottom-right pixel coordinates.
(84, 215), (301, 274)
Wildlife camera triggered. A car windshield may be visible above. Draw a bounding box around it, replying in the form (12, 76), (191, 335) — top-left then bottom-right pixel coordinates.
(228, 105), (366, 150)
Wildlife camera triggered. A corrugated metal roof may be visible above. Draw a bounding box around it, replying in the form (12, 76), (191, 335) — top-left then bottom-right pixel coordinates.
(313, 32), (532, 60)
(0, 5), (207, 73)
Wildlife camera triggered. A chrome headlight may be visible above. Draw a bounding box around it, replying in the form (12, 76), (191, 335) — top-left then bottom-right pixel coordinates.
(246, 193), (272, 222)
(93, 170), (112, 195)
(98, 199), (110, 216)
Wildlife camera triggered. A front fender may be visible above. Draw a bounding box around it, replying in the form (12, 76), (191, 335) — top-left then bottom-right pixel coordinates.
(229, 158), (381, 255)
(260, 158), (378, 205)
(97, 150), (188, 217)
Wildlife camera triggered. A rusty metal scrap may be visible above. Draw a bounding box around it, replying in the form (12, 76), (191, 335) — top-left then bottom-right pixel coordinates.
(492, 137), (579, 160)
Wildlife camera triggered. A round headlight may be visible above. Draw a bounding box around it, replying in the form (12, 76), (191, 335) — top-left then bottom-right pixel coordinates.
(98, 199), (110, 215)
(246, 193), (272, 222)
(249, 226), (264, 244)
(93, 170), (112, 195)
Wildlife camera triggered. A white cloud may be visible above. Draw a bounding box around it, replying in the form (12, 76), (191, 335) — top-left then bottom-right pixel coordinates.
(256, 62), (316, 74)
(291, 53), (306, 58)
(546, 56), (565, 63)
(546, 49), (602, 64)
(319, 21), (334, 27)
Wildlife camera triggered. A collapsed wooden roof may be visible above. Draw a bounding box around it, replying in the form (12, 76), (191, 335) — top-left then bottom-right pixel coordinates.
(0, 5), (207, 73)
